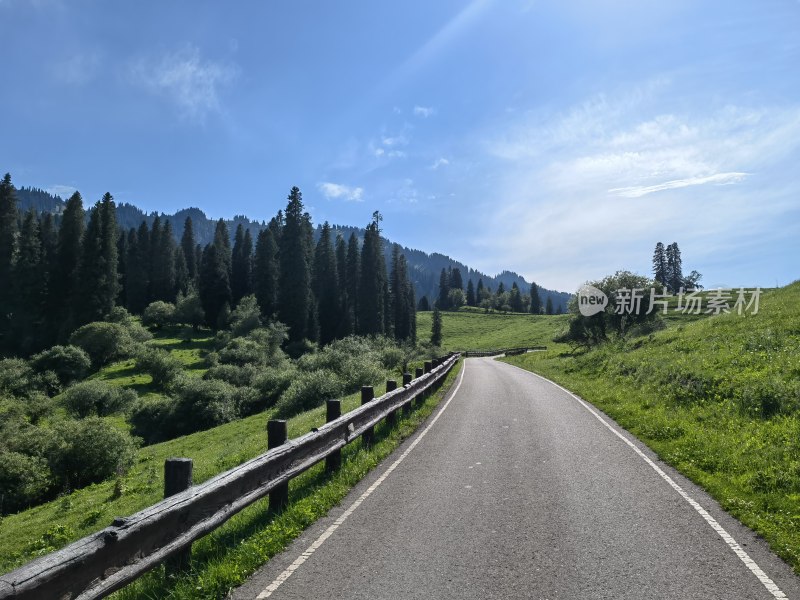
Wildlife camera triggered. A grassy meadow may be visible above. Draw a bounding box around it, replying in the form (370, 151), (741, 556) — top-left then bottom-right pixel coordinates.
(502, 282), (800, 572)
(417, 309), (569, 351)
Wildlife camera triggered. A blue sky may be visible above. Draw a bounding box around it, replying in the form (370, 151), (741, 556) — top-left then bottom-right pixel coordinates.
(1, 0), (798, 292)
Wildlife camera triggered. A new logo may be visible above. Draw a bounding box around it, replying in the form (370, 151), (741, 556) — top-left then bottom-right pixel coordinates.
(577, 285), (608, 317)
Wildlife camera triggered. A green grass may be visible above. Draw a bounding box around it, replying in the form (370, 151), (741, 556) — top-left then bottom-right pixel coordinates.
(417, 310), (569, 351)
(501, 281), (800, 572)
(0, 360), (461, 590)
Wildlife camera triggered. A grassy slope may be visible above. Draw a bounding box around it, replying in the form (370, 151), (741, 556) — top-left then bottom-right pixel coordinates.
(502, 282), (800, 572)
(416, 310), (569, 351)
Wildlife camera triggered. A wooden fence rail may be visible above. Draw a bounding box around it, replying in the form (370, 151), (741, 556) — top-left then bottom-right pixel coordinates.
(0, 354), (460, 600)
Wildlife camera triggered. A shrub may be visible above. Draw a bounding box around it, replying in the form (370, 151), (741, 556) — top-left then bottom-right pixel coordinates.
(30, 345), (92, 386)
(252, 364), (298, 409)
(172, 378), (240, 433)
(107, 307), (153, 343)
(235, 386), (262, 417)
(175, 290), (205, 329)
(204, 363), (259, 387)
(129, 396), (176, 444)
(62, 380), (137, 418)
(47, 417), (139, 490)
(230, 295), (262, 337)
(69, 322), (137, 368)
(142, 301), (176, 329)
(0, 358), (35, 399)
(274, 369), (345, 418)
(0, 450), (52, 514)
(136, 346), (183, 388)
(217, 337), (270, 366)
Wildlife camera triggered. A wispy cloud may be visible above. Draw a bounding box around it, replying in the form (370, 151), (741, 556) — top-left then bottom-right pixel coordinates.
(429, 157), (450, 169)
(609, 172), (747, 198)
(318, 182), (364, 202)
(381, 134), (408, 147)
(413, 105), (436, 118)
(130, 45), (237, 120)
(46, 184), (78, 199)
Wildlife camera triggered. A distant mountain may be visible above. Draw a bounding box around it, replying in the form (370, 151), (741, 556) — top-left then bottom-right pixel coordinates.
(14, 186), (570, 312)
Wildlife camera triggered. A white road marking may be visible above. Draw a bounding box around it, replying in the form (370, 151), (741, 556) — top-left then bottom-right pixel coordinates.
(506, 362), (788, 600)
(254, 360), (467, 599)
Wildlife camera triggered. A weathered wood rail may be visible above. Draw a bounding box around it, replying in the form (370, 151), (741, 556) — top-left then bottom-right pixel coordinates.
(463, 346), (545, 357)
(0, 353), (460, 600)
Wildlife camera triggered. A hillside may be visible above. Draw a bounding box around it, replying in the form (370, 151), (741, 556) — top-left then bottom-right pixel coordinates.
(502, 282), (800, 572)
(12, 185), (570, 313)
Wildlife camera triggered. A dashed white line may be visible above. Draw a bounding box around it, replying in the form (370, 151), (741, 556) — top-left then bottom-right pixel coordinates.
(254, 360), (467, 599)
(506, 361), (788, 600)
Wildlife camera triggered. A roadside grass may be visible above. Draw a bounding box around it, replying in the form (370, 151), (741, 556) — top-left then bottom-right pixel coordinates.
(416, 310), (569, 351)
(109, 360), (461, 599)
(501, 282), (800, 573)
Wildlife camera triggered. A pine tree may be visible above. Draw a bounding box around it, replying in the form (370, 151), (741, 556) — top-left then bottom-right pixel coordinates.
(509, 282), (524, 313)
(545, 296), (554, 315)
(231, 224), (253, 305)
(126, 222), (150, 313)
(450, 268), (463, 291)
(150, 220), (176, 302)
(174, 246), (189, 296)
(278, 187), (312, 342)
(0, 174), (19, 349)
(253, 228), (278, 319)
(652, 242), (667, 288)
(12, 210), (44, 353)
(437, 268), (450, 310)
(357, 212), (387, 335)
(335, 233), (352, 337)
(345, 232), (360, 332)
(39, 211), (59, 345)
(390, 245), (415, 342)
(75, 193), (120, 325)
(313, 222), (341, 346)
(529, 282), (541, 315)
(431, 306), (443, 347)
(181, 216), (197, 281)
(198, 220), (233, 327)
(666, 242), (683, 293)
(466, 279), (476, 307)
(417, 296), (430, 311)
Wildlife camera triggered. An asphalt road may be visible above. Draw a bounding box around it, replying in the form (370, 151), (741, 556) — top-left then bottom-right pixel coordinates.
(232, 357), (800, 599)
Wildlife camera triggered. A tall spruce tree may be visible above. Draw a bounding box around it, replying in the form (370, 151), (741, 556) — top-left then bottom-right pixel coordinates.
(335, 233), (352, 337)
(390, 245), (415, 342)
(181, 216), (197, 281)
(253, 228), (278, 318)
(466, 279), (476, 307)
(231, 224), (253, 305)
(529, 282), (541, 314)
(509, 282), (524, 313)
(278, 187), (312, 342)
(431, 306), (443, 347)
(357, 212), (387, 335)
(12, 211), (44, 353)
(0, 174), (19, 349)
(126, 223), (150, 313)
(198, 219), (233, 327)
(437, 268), (450, 310)
(652, 242), (668, 288)
(150, 219), (176, 302)
(75, 193), (120, 325)
(345, 232), (360, 333)
(545, 296), (554, 315)
(450, 268), (463, 291)
(313, 222), (341, 346)
(666, 242), (683, 293)
(174, 246), (189, 296)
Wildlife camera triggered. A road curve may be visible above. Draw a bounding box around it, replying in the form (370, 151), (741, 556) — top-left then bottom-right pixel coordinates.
(232, 357), (800, 599)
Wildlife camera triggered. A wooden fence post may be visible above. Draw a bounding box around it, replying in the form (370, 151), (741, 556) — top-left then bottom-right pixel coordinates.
(267, 420), (289, 512)
(402, 372), (413, 415)
(325, 400), (342, 473)
(361, 386), (375, 446)
(385, 380), (398, 425)
(415, 367), (424, 378)
(424, 361), (432, 373)
(164, 458), (193, 574)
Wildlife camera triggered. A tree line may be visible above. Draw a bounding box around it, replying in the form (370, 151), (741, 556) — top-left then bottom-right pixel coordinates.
(0, 175), (416, 356)
(420, 266), (558, 315)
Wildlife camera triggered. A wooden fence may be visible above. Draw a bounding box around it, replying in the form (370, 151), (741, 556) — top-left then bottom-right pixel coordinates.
(0, 354), (459, 600)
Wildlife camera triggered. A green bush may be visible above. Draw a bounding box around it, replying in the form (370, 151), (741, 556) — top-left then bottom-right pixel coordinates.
(175, 289), (205, 329)
(204, 363), (259, 387)
(172, 378), (240, 434)
(62, 380), (137, 418)
(0, 359), (35, 399)
(47, 417), (139, 490)
(129, 396), (176, 444)
(107, 307), (154, 343)
(230, 295), (262, 337)
(274, 369), (345, 418)
(142, 301), (176, 329)
(30, 345), (92, 387)
(0, 450), (52, 514)
(69, 322), (137, 369)
(252, 364), (298, 409)
(136, 346), (183, 388)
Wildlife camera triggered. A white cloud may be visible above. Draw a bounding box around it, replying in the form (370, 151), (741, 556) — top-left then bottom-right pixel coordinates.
(609, 172), (747, 198)
(318, 182), (364, 202)
(381, 134), (408, 147)
(430, 157), (450, 169)
(130, 45), (237, 120)
(413, 105), (436, 118)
